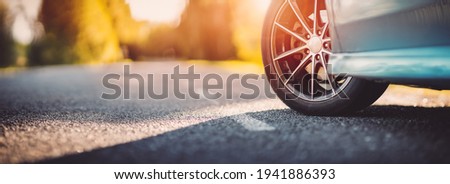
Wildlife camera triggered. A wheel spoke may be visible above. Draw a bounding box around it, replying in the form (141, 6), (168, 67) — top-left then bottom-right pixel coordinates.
(321, 22), (329, 39)
(322, 50), (332, 55)
(313, 0), (318, 35)
(283, 54), (312, 85)
(311, 58), (315, 99)
(287, 0), (313, 36)
(319, 54), (337, 94)
(275, 46), (307, 61)
(271, 0), (351, 102)
(275, 22), (308, 43)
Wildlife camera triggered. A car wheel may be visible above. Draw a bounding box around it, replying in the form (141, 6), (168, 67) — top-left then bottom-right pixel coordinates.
(261, 0), (389, 115)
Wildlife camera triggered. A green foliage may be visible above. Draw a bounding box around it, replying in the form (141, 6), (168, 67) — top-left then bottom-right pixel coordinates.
(128, 25), (178, 60)
(28, 0), (123, 66)
(27, 33), (77, 65)
(0, 0), (17, 67)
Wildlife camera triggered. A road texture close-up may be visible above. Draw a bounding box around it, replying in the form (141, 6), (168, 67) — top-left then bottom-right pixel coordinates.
(1, 62), (450, 164)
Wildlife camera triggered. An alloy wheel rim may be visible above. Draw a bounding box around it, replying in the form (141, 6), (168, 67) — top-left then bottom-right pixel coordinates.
(270, 0), (351, 102)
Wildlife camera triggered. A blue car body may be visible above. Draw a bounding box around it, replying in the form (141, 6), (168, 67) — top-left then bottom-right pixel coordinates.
(327, 0), (450, 89)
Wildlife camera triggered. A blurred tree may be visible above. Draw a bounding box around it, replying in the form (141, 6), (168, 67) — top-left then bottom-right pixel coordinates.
(104, 0), (145, 59)
(28, 0), (123, 66)
(26, 0), (265, 64)
(230, 0), (266, 62)
(105, 0), (138, 44)
(177, 0), (236, 60)
(128, 24), (178, 60)
(0, 0), (17, 67)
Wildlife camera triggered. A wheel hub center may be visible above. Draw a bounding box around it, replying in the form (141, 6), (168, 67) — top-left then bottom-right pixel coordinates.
(307, 36), (323, 54)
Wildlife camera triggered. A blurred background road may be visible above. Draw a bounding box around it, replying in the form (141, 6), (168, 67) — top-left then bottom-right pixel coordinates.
(1, 62), (450, 164)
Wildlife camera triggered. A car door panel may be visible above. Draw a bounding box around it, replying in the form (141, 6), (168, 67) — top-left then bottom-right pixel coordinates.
(327, 0), (450, 53)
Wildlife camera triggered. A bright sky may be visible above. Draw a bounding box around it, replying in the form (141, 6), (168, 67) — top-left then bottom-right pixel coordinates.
(125, 0), (188, 23)
(6, 0), (42, 44)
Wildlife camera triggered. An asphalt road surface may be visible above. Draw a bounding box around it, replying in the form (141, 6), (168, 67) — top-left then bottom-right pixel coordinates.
(1, 62), (450, 164)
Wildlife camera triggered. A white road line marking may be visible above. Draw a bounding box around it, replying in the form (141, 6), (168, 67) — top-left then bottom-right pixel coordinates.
(233, 114), (276, 132)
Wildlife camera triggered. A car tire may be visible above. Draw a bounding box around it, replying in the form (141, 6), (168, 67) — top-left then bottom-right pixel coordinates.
(262, 0), (389, 116)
